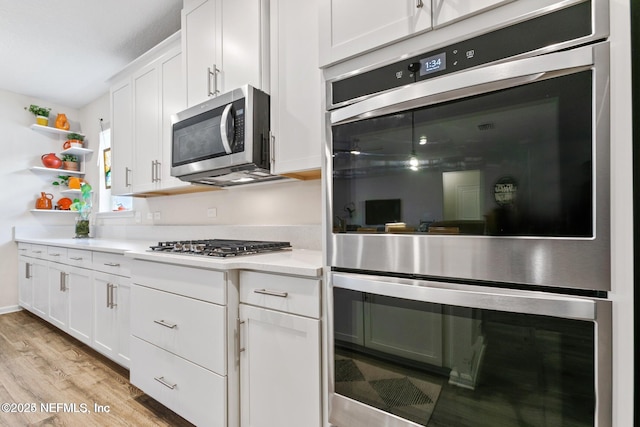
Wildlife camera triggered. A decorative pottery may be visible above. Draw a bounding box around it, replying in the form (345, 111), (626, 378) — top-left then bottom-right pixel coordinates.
(63, 160), (79, 171)
(63, 139), (83, 149)
(41, 153), (62, 169)
(35, 192), (53, 210)
(57, 197), (72, 210)
(35, 115), (49, 126)
(55, 113), (70, 130)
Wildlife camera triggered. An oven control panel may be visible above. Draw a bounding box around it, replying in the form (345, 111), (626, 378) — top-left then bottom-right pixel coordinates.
(330, 1), (593, 107)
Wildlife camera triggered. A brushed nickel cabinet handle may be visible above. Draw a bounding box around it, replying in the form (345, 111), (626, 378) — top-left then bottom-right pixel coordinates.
(208, 65), (220, 97)
(153, 319), (177, 329)
(104, 262), (121, 267)
(69, 257), (83, 261)
(154, 376), (177, 390)
(254, 289), (288, 298)
(50, 253), (60, 257)
(416, 0), (423, 8)
(60, 272), (68, 292)
(125, 167), (131, 187)
(110, 284), (117, 308)
(32, 250), (42, 254)
(106, 283), (111, 308)
(25, 263), (31, 279)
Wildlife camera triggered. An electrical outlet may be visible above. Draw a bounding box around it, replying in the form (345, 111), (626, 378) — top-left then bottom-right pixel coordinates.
(135, 211), (141, 223)
(146, 212), (153, 220)
(207, 208), (217, 218)
(154, 211), (161, 220)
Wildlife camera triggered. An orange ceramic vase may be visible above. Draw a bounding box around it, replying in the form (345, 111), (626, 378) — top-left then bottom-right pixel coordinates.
(55, 113), (70, 130)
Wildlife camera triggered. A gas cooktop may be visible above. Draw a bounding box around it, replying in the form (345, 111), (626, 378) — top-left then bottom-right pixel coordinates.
(148, 239), (292, 258)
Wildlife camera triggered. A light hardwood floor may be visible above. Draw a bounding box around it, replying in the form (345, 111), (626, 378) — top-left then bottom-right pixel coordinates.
(0, 310), (194, 427)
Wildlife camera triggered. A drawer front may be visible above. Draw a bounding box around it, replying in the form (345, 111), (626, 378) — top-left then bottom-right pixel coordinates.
(132, 260), (227, 304)
(29, 244), (47, 259)
(93, 252), (131, 276)
(240, 271), (321, 318)
(130, 337), (226, 427)
(17, 243), (31, 255)
(131, 285), (226, 374)
(46, 246), (68, 263)
(66, 249), (92, 268)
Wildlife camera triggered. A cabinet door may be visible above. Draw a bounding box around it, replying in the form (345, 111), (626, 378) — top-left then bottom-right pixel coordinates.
(93, 272), (117, 359)
(220, 0), (267, 94)
(111, 78), (134, 195)
(67, 266), (93, 346)
(114, 280), (131, 368)
(240, 304), (321, 427)
(31, 260), (48, 319)
(319, 0), (432, 66)
(48, 263), (69, 330)
(132, 64), (161, 194)
(18, 258), (32, 310)
(183, 0), (219, 107)
(432, 0), (513, 28)
(160, 48), (189, 190)
(270, 0), (322, 174)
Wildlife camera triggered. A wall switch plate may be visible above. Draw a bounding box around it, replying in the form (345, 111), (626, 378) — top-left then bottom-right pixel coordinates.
(153, 211), (161, 220)
(146, 212), (153, 220)
(207, 208), (217, 218)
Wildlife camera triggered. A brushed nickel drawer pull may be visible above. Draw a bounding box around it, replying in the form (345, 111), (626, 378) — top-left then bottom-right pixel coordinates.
(32, 250), (42, 254)
(50, 253), (60, 257)
(70, 257), (83, 261)
(254, 289), (288, 298)
(104, 262), (121, 267)
(154, 319), (177, 329)
(154, 376), (177, 390)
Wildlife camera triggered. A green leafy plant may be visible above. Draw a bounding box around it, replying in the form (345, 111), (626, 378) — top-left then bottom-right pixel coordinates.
(61, 154), (78, 162)
(70, 182), (92, 220)
(67, 132), (84, 141)
(52, 175), (70, 186)
(25, 104), (51, 117)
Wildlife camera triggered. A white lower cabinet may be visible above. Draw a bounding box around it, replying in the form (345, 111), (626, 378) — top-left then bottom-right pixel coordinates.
(67, 265), (94, 345)
(93, 271), (131, 368)
(130, 337), (226, 427)
(130, 260), (238, 427)
(239, 271), (322, 427)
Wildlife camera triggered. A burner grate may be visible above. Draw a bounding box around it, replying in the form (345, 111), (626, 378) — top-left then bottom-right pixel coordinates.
(148, 239), (292, 257)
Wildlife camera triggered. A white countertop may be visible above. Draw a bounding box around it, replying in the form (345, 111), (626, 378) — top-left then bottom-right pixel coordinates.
(15, 236), (323, 278)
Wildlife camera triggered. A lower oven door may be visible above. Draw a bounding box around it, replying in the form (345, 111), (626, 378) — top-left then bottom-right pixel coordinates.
(329, 272), (611, 427)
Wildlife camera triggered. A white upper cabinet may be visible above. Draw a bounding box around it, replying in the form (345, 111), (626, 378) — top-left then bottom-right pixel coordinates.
(182, 0), (268, 108)
(110, 79), (133, 195)
(319, 0), (432, 67)
(432, 0), (514, 28)
(270, 0), (322, 175)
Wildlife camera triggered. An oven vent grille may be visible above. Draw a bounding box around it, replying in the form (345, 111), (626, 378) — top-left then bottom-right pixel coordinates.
(477, 122), (495, 131)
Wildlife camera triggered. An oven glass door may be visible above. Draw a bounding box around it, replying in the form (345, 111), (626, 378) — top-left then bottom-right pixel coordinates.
(332, 70), (593, 237)
(330, 273), (611, 427)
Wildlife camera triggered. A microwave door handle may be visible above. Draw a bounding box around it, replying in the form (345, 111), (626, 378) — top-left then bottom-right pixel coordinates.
(331, 42), (603, 125)
(220, 103), (234, 154)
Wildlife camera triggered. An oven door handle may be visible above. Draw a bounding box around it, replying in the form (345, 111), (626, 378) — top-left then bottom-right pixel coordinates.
(331, 42), (607, 125)
(332, 272), (598, 321)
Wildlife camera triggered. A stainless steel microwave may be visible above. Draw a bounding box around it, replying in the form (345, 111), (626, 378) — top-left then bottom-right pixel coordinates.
(170, 85), (282, 187)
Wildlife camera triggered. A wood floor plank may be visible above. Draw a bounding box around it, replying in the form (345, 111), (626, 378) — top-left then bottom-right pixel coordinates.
(0, 310), (194, 427)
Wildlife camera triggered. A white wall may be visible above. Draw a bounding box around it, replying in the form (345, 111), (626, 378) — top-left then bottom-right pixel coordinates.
(0, 89), (81, 312)
(3, 91), (322, 313)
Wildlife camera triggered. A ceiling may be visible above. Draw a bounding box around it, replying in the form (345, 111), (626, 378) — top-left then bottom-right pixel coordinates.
(0, 0), (183, 109)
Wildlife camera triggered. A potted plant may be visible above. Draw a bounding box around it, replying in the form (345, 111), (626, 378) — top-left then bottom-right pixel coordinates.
(25, 104), (52, 126)
(61, 154), (79, 171)
(64, 132), (84, 149)
(70, 183), (92, 238)
(52, 175), (70, 187)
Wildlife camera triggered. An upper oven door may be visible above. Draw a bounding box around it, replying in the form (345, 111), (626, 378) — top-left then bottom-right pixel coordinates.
(326, 41), (610, 291)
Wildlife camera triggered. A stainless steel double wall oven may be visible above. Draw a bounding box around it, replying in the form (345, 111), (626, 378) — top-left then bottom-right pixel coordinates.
(325, 1), (612, 426)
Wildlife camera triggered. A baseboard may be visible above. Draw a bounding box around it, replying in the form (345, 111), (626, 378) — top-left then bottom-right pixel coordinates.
(0, 305), (22, 315)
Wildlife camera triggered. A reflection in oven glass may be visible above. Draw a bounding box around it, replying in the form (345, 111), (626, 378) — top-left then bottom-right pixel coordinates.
(334, 289), (595, 426)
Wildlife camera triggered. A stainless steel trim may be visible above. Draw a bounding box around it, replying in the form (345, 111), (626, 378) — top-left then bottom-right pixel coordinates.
(153, 319), (177, 329)
(220, 103), (234, 154)
(104, 262), (121, 267)
(331, 44), (594, 125)
(326, 42), (611, 291)
(253, 289), (288, 298)
(154, 376), (177, 390)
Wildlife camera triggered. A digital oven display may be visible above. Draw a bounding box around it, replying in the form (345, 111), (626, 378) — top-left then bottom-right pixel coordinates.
(419, 52), (446, 76)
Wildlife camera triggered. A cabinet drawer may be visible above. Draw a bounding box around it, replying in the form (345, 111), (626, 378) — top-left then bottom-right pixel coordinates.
(130, 337), (226, 427)
(132, 260), (227, 304)
(239, 271), (321, 318)
(131, 285), (226, 374)
(46, 246), (67, 262)
(92, 252), (131, 276)
(29, 244), (47, 259)
(66, 249), (92, 268)
(17, 243), (31, 255)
